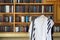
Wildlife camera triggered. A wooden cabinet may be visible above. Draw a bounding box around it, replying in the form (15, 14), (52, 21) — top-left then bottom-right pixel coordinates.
(0, 0), (56, 38)
(54, 0), (60, 23)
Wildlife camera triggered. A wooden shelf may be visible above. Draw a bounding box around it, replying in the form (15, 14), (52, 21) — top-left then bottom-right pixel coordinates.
(15, 3), (54, 5)
(0, 13), (14, 15)
(0, 32), (29, 37)
(0, 3), (14, 5)
(15, 22), (30, 25)
(0, 22), (14, 25)
(53, 32), (60, 37)
(15, 12), (53, 16)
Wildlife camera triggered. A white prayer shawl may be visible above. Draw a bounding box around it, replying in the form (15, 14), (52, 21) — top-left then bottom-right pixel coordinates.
(29, 15), (54, 40)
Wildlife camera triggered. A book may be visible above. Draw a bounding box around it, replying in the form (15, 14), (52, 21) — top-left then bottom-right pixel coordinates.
(42, 5), (44, 13)
(21, 16), (25, 22)
(24, 25), (29, 32)
(11, 6), (14, 13)
(17, 0), (20, 3)
(15, 6), (20, 12)
(1, 6), (5, 12)
(53, 26), (56, 32)
(9, 16), (13, 22)
(5, 5), (10, 13)
(30, 0), (34, 3)
(29, 16), (32, 22)
(39, 0), (42, 3)
(0, 16), (3, 22)
(56, 27), (60, 32)
(20, 0), (23, 3)
(25, 16), (29, 22)
(15, 16), (21, 22)
(26, 0), (30, 3)
(36, 0), (38, 3)
(0, 0), (4, 3)
(4, 16), (9, 22)
(25, 6), (29, 12)
(33, 6), (37, 12)
(39, 6), (42, 12)
(22, 6), (25, 12)
(4, 0), (13, 3)
(16, 26), (20, 32)
(44, 5), (53, 12)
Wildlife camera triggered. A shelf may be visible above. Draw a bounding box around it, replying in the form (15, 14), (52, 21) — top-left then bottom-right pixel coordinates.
(15, 3), (54, 5)
(0, 22), (14, 25)
(53, 32), (60, 37)
(15, 22), (30, 25)
(0, 3), (14, 5)
(15, 12), (53, 16)
(0, 13), (14, 15)
(0, 32), (29, 37)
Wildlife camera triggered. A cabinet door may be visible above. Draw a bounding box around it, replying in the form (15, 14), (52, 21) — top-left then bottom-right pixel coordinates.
(55, 0), (60, 23)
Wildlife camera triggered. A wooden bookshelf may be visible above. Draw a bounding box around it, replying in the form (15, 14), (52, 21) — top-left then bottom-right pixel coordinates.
(0, 0), (58, 38)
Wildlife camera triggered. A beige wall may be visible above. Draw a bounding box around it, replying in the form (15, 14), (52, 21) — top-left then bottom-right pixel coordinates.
(0, 37), (29, 40)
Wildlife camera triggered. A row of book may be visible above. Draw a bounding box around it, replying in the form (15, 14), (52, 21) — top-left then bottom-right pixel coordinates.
(15, 5), (53, 12)
(0, 15), (53, 22)
(0, 25), (13, 32)
(0, 16), (13, 22)
(15, 25), (29, 32)
(0, 5), (53, 13)
(53, 26), (60, 32)
(0, 25), (29, 32)
(0, 0), (13, 3)
(0, 0), (42, 3)
(16, 16), (31, 22)
(16, 0), (42, 3)
(0, 5), (13, 13)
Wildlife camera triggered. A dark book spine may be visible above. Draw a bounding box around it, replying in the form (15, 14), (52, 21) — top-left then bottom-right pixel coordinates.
(4, 16), (9, 22)
(4, 0), (12, 3)
(0, 16), (3, 22)
(20, 0), (23, 3)
(15, 6), (20, 12)
(24, 25), (29, 32)
(30, 0), (34, 3)
(15, 16), (21, 22)
(22, 6), (25, 12)
(20, 6), (22, 12)
(33, 6), (37, 12)
(36, 0), (39, 3)
(0, 0), (4, 3)
(1, 6), (5, 12)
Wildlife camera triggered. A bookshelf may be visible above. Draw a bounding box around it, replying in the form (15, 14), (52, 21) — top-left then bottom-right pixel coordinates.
(0, 0), (57, 38)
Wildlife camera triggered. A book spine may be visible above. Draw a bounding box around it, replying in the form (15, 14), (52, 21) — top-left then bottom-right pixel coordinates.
(4, 16), (9, 22)
(5, 5), (10, 13)
(22, 6), (25, 12)
(15, 6), (20, 12)
(29, 16), (32, 22)
(16, 27), (20, 32)
(5, 26), (7, 32)
(9, 16), (13, 22)
(39, 0), (42, 3)
(11, 6), (13, 13)
(17, 0), (20, 3)
(21, 16), (25, 22)
(25, 16), (29, 22)
(42, 5), (44, 13)
(33, 6), (37, 12)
